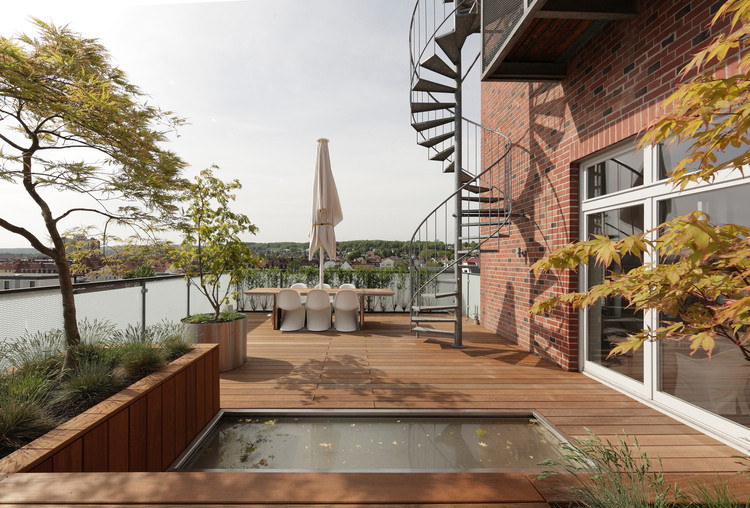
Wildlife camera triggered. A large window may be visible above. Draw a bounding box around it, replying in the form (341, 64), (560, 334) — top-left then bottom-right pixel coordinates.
(584, 147), (644, 198)
(580, 140), (750, 447)
(586, 206), (644, 382)
(657, 186), (750, 428)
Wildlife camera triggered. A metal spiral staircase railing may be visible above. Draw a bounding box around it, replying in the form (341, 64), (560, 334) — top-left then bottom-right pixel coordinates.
(408, 0), (512, 347)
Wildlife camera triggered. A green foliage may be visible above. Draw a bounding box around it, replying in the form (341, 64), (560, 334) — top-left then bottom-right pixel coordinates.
(160, 336), (194, 362)
(538, 430), (749, 507)
(0, 319), (192, 459)
(531, 0), (750, 361)
(538, 430), (684, 507)
(0, 397), (57, 457)
(117, 342), (166, 381)
(173, 166), (261, 321)
(123, 263), (157, 279)
(245, 240), (412, 259)
(183, 312), (245, 324)
(49, 359), (126, 416)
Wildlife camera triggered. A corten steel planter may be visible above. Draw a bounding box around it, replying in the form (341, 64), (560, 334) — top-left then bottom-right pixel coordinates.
(0, 343), (220, 473)
(182, 315), (247, 372)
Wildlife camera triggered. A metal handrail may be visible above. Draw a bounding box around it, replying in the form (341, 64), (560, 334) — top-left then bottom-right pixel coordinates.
(408, 119), (511, 309)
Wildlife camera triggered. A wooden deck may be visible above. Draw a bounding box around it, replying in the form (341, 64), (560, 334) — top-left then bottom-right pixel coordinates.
(1, 312), (747, 507)
(223, 313), (744, 473)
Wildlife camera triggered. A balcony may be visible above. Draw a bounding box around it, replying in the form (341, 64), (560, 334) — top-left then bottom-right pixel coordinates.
(481, 0), (638, 81)
(0, 282), (748, 505)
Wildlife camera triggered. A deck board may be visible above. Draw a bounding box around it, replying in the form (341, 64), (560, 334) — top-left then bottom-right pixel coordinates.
(222, 313), (746, 475)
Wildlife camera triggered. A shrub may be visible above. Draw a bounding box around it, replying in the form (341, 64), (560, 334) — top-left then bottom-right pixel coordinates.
(183, 312), (245, 324)
(0, 397), (58, 457)
(117, 342), (166, 381)
(49, 360), (127, 418)
(538, 429), (749, 507)
(160, 336), (194, 362)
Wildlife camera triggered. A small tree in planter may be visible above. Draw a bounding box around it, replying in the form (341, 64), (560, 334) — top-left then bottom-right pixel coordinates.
(173, 167), (260, 370)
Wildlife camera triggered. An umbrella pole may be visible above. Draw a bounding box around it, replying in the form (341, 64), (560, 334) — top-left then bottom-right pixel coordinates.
(319, 247), (324, 288)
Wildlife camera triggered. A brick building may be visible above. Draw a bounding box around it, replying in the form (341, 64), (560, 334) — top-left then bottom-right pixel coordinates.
(479, 0), (749, 450)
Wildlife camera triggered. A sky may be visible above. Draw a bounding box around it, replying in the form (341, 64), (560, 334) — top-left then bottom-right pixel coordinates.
(0, 0), (481, 248)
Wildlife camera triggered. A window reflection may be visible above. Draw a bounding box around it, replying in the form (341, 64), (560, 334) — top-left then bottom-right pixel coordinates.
(586, 148), (644, 198)
(658, 140), (747, 180)
(657, 185), (750, 426)
(586, 205), (644, 382)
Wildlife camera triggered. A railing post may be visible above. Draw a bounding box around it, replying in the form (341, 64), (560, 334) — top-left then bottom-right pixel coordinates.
(453, 55), (465, 349)
(186, 279), (191, 317)
(141, 280), (148, 335)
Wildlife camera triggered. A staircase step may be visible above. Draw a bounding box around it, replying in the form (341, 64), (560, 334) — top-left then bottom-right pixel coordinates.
(459, 234), (500, 241)
(420, 54), (457, 79)
(411, 117), (454, 132)
(419, 131), (455, 148)
(462, 208), (510, 216)
(462, 195), (505, 203)
(464, 183), (491, 194)
(462, 219), (510, 227)
(413, 78), (456, 94)
(413, 304), (457, 312)
(455, 11), (480, 45)
(411, 101), (456, 113)
(411, 326), (455, 336)
(431, 145), (455, 161)
(412, 316), (457, 323)
(435, 291), (458, 299)
(443, 162), (473, 183)
(436, 31), (460, 64)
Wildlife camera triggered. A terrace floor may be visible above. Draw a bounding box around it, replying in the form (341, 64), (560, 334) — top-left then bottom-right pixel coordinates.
(2, 312), (748, 506)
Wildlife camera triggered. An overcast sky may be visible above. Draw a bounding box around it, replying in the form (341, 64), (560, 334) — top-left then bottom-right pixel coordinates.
(0, 0), (480, 248)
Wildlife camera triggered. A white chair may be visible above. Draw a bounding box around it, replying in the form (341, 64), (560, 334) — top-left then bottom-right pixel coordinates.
(314, 283), (331, 289)
(290, 282), (307, 304)
(334, 289), (359, 332)
(339, 283), (356, 289)
(278, 289), (305, 331)
(306, 289), (332, 331)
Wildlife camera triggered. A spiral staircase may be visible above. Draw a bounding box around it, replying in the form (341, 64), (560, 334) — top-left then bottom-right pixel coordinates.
(408, 0), (512, 347)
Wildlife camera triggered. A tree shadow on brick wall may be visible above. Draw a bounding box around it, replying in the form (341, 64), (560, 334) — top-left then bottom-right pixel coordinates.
(516, 82), (579, 366)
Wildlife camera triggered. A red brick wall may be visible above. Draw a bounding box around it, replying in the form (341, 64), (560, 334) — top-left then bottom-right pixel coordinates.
(480, 0), (734, 371)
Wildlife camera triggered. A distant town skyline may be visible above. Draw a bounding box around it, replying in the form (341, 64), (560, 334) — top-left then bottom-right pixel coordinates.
(0, 0), (481, 249)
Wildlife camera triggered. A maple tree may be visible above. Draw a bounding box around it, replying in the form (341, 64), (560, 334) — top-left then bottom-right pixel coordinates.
(530, 0), (750, 361)
(0, 20), (186, 360)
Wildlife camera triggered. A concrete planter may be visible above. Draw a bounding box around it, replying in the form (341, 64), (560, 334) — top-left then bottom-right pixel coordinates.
(0, 344), (220, 473)
(182, 315), (247, 372)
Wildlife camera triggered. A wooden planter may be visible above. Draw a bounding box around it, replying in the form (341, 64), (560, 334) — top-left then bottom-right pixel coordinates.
(0, 343), (220, 474)
(182, 316), (247, 372)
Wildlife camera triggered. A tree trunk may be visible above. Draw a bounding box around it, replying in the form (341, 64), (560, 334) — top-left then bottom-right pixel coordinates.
(22, 149), (81, 363)
(51, 238), (80, 368)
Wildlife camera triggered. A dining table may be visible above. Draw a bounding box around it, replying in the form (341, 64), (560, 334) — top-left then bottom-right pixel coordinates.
(243, 287), (395, 330)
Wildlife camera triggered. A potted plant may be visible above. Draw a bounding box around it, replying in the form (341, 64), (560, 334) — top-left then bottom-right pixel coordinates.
(173, 166), (261, 371)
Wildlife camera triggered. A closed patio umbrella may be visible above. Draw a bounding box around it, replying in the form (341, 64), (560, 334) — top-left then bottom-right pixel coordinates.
(309, 138), (343, 288)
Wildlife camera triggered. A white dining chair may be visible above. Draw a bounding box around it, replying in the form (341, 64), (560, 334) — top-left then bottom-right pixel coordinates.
(314, 283), (331, 289)
(290, 282), (307, 304)
(278, 289), (305, 331)
(305, 289), (332, 331)
(339, 283), (356, 289)
(333, 289), (359, 332)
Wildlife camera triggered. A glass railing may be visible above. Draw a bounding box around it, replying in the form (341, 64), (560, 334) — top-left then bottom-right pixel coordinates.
(0, 275), (221, 343)
(1, 272), (484, 345)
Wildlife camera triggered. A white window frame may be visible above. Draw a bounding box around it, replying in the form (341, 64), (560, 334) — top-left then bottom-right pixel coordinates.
(579, 141), (750, 452)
